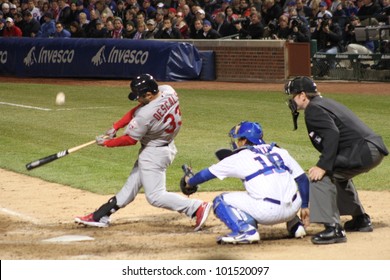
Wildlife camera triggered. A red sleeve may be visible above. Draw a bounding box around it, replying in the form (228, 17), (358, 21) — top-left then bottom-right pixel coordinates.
(103, 135), (138, 147)
(112, 104), (142, 130)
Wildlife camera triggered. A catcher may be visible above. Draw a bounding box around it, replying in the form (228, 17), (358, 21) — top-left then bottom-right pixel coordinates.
(180, 121), (310, 244)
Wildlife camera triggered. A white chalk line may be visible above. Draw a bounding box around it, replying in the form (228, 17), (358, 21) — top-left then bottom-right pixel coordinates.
(0, 101), (112, 111)
(0, 101), (51, 111)
(0, 206), (40, 225)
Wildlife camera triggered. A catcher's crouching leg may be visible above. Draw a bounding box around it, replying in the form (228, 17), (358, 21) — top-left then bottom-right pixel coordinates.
(213, 194), (260, 244)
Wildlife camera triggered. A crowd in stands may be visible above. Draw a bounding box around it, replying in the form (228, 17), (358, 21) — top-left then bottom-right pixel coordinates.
(0, 0), (389, 54)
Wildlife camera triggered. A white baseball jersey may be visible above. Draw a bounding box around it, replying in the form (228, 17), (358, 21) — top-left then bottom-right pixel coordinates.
(124, 85), (181, 147)
(209, 144), (305, 204)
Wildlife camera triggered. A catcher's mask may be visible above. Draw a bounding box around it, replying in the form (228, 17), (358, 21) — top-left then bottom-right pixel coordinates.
(284, 76), (317, 130)
(128, 74), (159, 101)
(229, 121), (264, 149)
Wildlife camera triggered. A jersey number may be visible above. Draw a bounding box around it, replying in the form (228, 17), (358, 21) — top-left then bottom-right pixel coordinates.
(254, 153), (286, 176)
(163, 105), (182, 134)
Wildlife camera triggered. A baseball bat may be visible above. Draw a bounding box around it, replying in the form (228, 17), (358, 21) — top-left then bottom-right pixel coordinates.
(26, 139), (98, 170)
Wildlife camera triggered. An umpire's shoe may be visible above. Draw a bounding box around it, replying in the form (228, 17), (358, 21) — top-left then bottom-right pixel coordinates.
(311, 224), (347, 245)
(344, 213), (373, 232)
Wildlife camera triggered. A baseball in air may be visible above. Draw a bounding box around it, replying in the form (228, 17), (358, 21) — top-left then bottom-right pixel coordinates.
(55, 92), (66, 105)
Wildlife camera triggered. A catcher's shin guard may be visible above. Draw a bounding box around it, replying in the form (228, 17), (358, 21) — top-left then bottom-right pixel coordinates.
(213, 195), (257, 233)
(93, 196), (120, 221)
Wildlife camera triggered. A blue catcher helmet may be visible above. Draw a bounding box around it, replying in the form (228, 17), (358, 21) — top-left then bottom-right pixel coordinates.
(128, 74), (159, 101)
(229, 121), (263, 149)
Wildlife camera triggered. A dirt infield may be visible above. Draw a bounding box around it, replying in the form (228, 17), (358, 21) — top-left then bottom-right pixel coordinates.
(1, 78), (389, 260)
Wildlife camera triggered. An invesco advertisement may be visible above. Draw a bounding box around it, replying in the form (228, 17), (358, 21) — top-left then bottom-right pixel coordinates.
(0, 38), (202, 81)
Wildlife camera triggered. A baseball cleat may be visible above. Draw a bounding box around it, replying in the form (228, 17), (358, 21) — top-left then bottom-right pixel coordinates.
(344, 214), (373, 232)
(194, 202), (212, 231)
(311, 224), (347, 245)
(74, 213), (110, 228)
(217, 229), (260, 245)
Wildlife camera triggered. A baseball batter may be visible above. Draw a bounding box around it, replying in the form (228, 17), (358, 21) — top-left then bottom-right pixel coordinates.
(184, 121), (310, 244)
(75, 74), (211, 230)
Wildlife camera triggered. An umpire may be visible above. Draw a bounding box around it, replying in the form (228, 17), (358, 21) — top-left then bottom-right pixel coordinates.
(284, 76), (388, 245)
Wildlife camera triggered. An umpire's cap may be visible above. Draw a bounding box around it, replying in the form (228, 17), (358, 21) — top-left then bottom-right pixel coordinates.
(284, 76), (317, 95)
(128, 74), (159, 101)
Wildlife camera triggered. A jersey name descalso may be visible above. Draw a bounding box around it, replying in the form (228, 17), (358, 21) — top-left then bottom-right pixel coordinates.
(153, 95), (178, 121)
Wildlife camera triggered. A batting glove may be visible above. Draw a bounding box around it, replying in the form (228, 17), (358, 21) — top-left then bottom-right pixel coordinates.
(96, 135), (107, 146)
(105, 127), (117, 139)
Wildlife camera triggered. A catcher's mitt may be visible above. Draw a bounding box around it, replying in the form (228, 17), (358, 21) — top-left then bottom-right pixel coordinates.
(180, 164), (199, 196)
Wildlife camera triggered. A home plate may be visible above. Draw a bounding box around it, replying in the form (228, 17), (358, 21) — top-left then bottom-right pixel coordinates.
(42, 235), (95, 243)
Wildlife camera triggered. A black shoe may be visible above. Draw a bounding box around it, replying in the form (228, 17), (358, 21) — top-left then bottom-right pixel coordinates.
(344, 214), (373, 232)
(311, 224), (347, 245)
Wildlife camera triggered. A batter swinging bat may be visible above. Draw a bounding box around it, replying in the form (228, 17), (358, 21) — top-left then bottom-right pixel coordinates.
(26, 139), (98, 170)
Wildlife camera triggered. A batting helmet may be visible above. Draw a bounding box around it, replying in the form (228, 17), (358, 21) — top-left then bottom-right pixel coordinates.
(229, 121), (263, 149)
(284, 76), (317, 96)
(128, 74), (159, 101)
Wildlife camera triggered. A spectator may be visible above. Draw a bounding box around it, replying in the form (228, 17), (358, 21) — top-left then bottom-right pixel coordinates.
(3, 17), (22, 37)
(344, 0), (359, 17)
(53, 21), (71, 37)
(154, 9), (164, 30)
(155, 16), (182, 39)
(311, 14), (343, 75)
(90, 19), (108, 38)
(124, 8), (137, 28)
(78, 12), (90, 31)
(26, 0), (41, 21)
(58, 0), (72, 29)
(122, 20), (136, 38)
(13, 12), (24, 30)
(377, 0), (390, 24)
(37, 12), (56, 38)
(330, 0), (342, 13)
(0, 18), (5, 36)
(225, 5), (239, 23)
(132, 20), (147, 39)
(175, 11), (189, 38)
(70, 20), (86, 37)
(201, 19), (222, 39)
(95, 0), (114, 18)
(85, 9), (99, 37)
(357, 0), (382, 25)
(114, 0), (126, 23)
(332, 3), (347, 29)
(40, 2), (51, 24)
(22, 10), (41, 37)
(344, 15), (375, 53)
(234, 11), (265, 39)
(262, 0), (283, 26)
(1, 3), (12, 19)
(76, 1), (90, 20)
(141, 0), (156, 20)
(167, 7), (178, 24)
(111, 17), (124, 38)
(106, 0), (117, 14)
(214, 11), (237, 37)
(296, 0), (313, 18)
(51, 0), (61, 22)
(239, 0), (252, 17)
(69, 2), (80, 24)
(316, 1), (333, 19)
(182, 4), (194, 26)
(9, 3), (18, 19)
(105, 19), (115, 37)
(145, 18), (159, 38)
(189, 18), (204, 39)
(271, 14), (291, 39)
(135, 10), (146, 27)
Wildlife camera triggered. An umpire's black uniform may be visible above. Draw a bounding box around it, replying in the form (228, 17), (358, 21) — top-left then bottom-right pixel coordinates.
(305, 96), (388, 225)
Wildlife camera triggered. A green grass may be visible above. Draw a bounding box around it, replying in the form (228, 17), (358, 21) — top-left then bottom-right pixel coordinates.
(0, 82), (389, 194)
